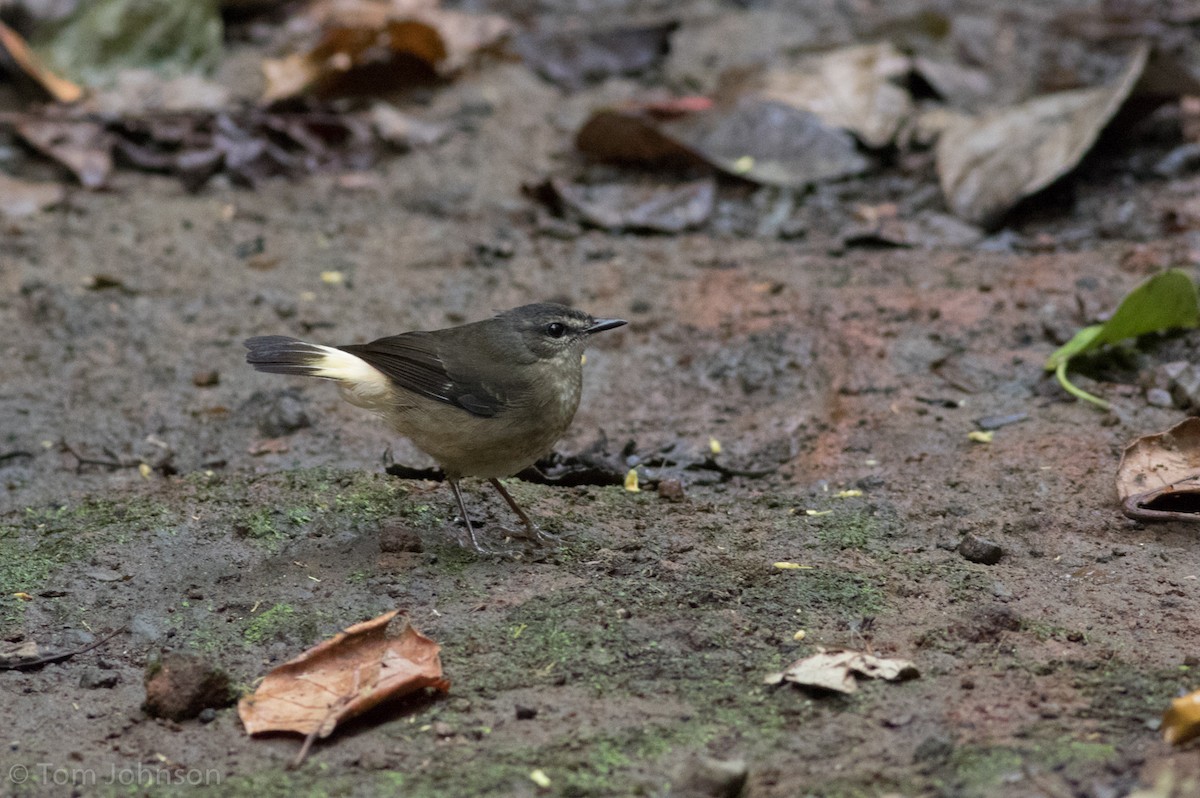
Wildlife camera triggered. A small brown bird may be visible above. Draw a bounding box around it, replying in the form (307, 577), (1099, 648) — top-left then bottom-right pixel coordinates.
(244, 303), (626, 550)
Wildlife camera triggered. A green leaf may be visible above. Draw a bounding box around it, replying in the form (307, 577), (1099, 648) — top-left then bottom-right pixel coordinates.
(1044, 268), (1200, 408)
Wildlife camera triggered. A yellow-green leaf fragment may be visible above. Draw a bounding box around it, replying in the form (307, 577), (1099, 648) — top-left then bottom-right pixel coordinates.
(1045, 269), (1200, 409)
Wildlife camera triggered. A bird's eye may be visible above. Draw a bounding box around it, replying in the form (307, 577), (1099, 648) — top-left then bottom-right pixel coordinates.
(545, 322), (567, 339)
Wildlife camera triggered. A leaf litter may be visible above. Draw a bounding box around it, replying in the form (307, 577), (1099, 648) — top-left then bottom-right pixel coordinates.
(239, 609), (448, 766)
(1117, 417), (1200, 522)
(765, 649), (919, 695)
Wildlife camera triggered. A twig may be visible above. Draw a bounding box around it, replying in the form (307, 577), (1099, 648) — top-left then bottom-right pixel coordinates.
(0, 627), (124, 671)
(59, 441), (134, 472)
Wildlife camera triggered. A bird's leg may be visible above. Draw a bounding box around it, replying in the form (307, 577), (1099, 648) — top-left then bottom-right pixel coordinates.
(448, 478), (487, 553)
(488, 478), (559, 544)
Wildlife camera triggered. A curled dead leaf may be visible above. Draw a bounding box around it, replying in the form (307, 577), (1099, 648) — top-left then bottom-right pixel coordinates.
(765, 648), (919, 694)
(261, 2), (510, 103)
(239, 610), (448, 762)
(936, 44), (1148, 228)
(1117, 417), (1200, 521)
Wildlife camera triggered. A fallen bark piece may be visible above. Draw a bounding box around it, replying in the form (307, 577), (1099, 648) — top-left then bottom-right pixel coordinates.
(239, 610), (448, 764)
(765, 648), (919, 694)
(1118, 417), (1200, 521)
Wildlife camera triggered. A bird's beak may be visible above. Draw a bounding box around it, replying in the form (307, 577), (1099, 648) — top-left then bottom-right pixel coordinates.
(586, 318), (627, 334)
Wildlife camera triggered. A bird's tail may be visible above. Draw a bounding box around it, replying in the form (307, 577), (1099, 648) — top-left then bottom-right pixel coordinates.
(243, 335), (364, 377)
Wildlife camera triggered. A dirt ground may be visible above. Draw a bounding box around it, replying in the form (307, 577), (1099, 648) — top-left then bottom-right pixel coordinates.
(5, 1), (1200, 796)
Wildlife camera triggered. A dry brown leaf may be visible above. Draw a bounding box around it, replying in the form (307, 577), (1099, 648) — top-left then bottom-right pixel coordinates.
(936, 43), (1148, 228)
(261, 1), (509, 103)
(14, 118), (112, 188)
(239, 610), (448, 755)
(1117, 417), (1200, 521)
(1163, 689), (1200, 745)
(758, 42), (913, 149)
(764, 648), (919, 694)
(0, 21), (83, 103)
(575, 96), (869, 188)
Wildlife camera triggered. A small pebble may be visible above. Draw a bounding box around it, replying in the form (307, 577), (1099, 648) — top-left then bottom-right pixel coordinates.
(79, 668), (119, 690)
(1146, 388), (1174, 408)
(657, 478), (686, 502)
(958, 533), (1003, 565)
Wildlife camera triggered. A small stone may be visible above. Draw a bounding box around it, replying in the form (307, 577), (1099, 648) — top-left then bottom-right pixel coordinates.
(1146, 387), (1174, 408)
(198, 708), (217, 724)
(432, 721), (455, 738)
(143, 652), (232, 721)
(1170, 364), (1200, 410)
(1039, 702), (1062, 719)
(192, 370), (219, 388)
(958, 534), (1003, 565)
(515, 704), (538, 720)
(79, 668), (119, 690)
(669, 754), (748, 798)
(657, 478), (687, 503)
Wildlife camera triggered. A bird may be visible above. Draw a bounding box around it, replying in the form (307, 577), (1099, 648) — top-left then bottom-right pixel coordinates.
(244, 302), (626, 551)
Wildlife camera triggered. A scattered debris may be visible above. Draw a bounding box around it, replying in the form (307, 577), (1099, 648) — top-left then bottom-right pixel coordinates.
(238, 610), (448, 767)
(1117, 417), (1200, 522)
(143, 651), (233, 720)
(765, 648), (919, 694)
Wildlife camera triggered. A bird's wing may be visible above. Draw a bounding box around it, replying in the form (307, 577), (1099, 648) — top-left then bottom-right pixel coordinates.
(338, 332), (506, 418)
